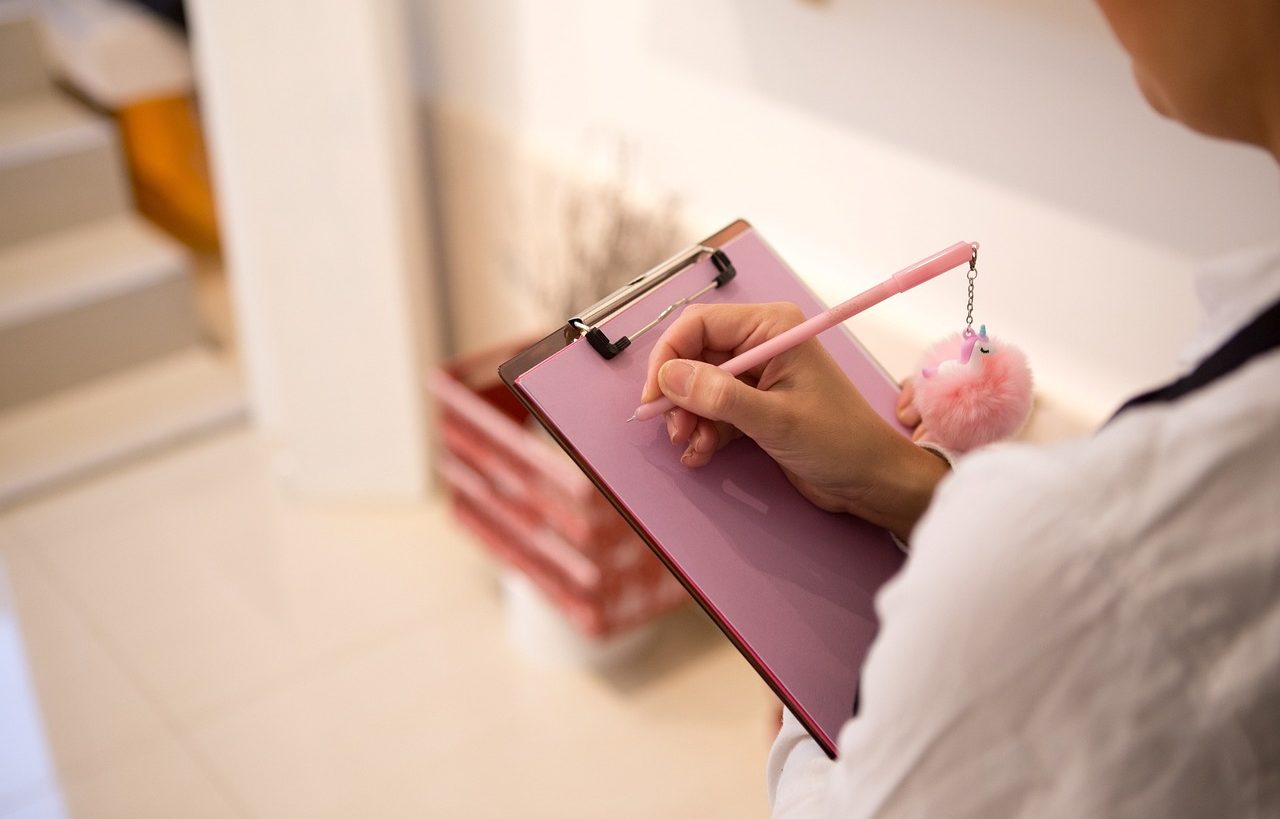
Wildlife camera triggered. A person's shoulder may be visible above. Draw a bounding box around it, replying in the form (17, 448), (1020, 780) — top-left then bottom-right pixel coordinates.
(875, 435), (1122, 690)
(912, 432), (1122, 572)
(1098, 346), (1280, 553)
(916, 343), (1280, 571)
(1108, 341), (1280, 458)
(842, 436), (1145, 812)
(895, 349), (1280, 689)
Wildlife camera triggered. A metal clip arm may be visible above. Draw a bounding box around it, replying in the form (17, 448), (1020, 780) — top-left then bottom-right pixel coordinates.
(574, 248), (737, 361)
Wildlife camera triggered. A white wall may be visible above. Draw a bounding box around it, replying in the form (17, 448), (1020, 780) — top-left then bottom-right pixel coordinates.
(412, 0), (1280, 424)
(190, 0), (439, 499)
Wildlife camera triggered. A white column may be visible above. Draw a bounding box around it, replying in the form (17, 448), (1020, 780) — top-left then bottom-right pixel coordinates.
(188, 0), (439, 498)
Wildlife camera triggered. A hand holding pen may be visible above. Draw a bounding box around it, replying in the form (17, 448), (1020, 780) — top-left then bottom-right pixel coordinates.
(630, 242), (976, 422)
(634, 242), (974, 540)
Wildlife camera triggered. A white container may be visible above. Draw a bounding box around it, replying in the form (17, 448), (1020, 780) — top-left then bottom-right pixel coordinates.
(499, 569), (657, 670)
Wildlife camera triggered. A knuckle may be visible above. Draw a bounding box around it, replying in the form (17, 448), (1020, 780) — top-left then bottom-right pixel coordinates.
(706, 375), (737, 416)
(771, 302), (805, 329)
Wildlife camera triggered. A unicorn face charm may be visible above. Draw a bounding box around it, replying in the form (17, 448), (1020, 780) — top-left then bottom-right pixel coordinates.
(922, 325), (994, 379)
(911, 324), (1033, 452)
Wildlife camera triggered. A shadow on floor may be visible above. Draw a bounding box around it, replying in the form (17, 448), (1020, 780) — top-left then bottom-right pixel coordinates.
(594, 603), (728, 695)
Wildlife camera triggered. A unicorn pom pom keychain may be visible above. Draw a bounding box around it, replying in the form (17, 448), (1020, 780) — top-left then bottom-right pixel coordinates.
(910, 244), (1034, 453)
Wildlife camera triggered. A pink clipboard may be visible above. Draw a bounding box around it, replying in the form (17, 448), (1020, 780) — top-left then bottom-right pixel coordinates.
(500, 220), (908, 758)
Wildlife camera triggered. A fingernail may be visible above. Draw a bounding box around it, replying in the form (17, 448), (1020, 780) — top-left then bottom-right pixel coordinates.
(693, 429), (713, 454)
(659, 361), (695, 399)
(665, 410), (678, 444)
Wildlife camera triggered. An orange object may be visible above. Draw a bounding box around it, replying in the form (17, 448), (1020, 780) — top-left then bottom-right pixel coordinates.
(117, 94), (220, 253)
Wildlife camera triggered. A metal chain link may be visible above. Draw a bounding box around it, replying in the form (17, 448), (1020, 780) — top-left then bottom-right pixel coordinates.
(964, 253), (978, 335)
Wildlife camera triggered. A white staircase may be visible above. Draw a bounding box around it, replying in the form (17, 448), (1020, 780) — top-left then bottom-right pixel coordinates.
(0, 14), (245, 508)
(0, 83), (128, 247)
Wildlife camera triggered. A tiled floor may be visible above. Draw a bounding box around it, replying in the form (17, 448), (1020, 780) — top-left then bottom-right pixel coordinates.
(0, 428), (774, 818)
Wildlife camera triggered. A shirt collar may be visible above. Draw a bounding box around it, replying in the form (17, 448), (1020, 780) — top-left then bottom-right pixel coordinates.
(1180, 242), (1280, 367)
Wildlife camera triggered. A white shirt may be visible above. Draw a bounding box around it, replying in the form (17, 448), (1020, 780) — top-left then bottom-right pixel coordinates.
(766, 246), (1280, 818)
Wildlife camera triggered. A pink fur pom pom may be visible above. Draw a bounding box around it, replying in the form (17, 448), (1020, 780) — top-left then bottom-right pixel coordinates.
(911, 327), (1033, 453)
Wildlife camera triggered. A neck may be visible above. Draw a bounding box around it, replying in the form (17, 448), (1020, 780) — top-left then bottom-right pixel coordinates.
(1262, 89), (1280, 164)
(1260, 56), (1280, 163)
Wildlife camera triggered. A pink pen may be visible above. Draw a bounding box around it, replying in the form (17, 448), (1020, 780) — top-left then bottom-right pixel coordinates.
(628, 241), (978, 423)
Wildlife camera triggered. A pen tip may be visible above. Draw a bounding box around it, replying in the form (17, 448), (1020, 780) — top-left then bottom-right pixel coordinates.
(626, 413), (637, 423)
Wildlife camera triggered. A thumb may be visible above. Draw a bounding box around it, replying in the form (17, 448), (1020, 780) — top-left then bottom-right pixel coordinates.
(658, 360), (776, 436)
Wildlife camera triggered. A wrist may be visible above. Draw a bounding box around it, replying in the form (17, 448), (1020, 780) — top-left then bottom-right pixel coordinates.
(850, 438), (950, 542)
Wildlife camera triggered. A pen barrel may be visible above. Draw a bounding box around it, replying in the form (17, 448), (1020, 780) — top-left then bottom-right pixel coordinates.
(889, 241), (975, 293)
(724, 272), (912, 377)
(632, 240), (974, 422)
(634, 395), (676, 422)
(721, 309), (855, 377)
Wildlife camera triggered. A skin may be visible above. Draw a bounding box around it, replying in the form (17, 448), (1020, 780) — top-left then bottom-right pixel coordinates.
(639, 303), (948, 541)
(1092, 0), (1280, 158)
(644, 0), (1280, 541)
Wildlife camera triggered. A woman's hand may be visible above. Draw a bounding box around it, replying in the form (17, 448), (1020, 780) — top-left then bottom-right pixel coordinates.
(895, 376), (933, 443)
(641, 302), (948, 541)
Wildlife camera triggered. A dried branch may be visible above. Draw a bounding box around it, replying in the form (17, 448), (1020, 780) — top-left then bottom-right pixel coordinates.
(515, 140), (687, 323)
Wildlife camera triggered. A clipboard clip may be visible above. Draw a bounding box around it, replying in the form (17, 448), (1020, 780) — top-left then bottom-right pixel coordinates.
(569, 245), (737, 360)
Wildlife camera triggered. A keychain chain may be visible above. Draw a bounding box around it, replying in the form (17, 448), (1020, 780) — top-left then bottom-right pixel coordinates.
(964, 246), (978, 336)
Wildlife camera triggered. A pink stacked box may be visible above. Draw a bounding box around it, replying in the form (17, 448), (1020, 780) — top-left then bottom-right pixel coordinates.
(429, 342), (687, 638)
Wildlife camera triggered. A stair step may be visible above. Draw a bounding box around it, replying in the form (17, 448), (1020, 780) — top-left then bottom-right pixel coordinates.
(0, 90), (129, 244)
(37, 0), (195, 110)
(0, 15), (52, 101)
(0, 346), (247, 509)
(0, 214), (201, 410)
(0, 213), (188, 325)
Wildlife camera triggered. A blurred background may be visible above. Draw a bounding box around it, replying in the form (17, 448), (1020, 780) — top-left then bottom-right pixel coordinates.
(0, 0), (1276, 817)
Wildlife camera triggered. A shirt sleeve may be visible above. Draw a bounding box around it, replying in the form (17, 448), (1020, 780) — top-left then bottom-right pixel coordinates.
(766, 708), (836, 817)
(766, 441), (1109, 818)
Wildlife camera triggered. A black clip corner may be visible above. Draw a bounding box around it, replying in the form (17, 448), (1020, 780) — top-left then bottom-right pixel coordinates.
(580, 247), (736, 361)
(710, 249), (736, 287)
(584, 327), (630, 360)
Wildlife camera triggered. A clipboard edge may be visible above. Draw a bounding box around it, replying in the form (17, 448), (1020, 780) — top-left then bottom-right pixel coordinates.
(497, 218), (753, 389)
(496, 217), (842, 759)
(502, 369), (841, 759)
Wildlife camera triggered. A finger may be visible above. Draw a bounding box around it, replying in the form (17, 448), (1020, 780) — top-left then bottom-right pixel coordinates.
(678, 419), (741, 469)
(641, 302), (805, 403)
(680, 417), (720, 469)
(895, 378), (921, 427)
(658, 358), (781, 442)
(912, 424), (930, 443)
(896, 377), (915, 413)
(711, 420), (742, 452)
(899, 402), (922, 430)
(703, 349), (732, 367)
(670, 407), (696, 444)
